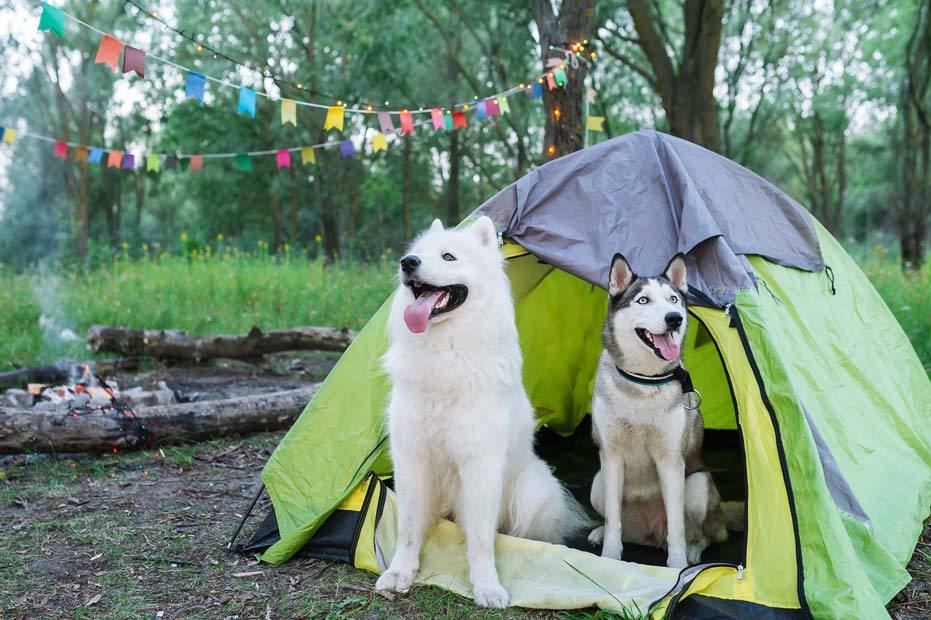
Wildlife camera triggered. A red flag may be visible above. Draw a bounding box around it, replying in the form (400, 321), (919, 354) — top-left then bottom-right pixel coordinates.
(546, 72), (557, 90)
(189, 155), (203, 172)
(54, 140), (67, 159)
(399, 111), (414, 135)
(122, 46), (146, 78)
(276, 149), (291, 169)
(94, 35), (123, 71)
(452, 111), (467, 129)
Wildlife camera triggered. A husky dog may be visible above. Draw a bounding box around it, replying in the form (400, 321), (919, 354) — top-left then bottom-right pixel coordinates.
(588, 254), (727, 569)
(374, 217), (586, 608)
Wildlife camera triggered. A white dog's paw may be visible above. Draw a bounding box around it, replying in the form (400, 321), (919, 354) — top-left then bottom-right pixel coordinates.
(666, 551), (688, 569)
(375, 568), (415, 594)
(687, 541), (706, 565)
(472, 582), (510, 608)
(601, 538), (623, 561)
(587, 525), (604, 547)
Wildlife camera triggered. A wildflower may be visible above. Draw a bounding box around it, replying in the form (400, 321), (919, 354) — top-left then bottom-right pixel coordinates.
(181, 232), (189, 242)
(121, 241), (129, 250)
(142, 243), (149, 252)
(217, 233), (224, 242)
(315, 234), (322, 242)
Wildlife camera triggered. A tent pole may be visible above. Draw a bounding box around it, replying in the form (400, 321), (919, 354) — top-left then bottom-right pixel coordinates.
(228, 479), (266, 550)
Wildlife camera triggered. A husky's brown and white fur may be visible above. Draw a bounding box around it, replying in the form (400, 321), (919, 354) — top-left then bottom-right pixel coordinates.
(374, 217), (587, 608)
(588, 254), (728, 568)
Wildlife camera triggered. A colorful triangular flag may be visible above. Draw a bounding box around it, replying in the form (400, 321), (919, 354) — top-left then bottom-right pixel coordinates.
(553, 67), (568, 87)
(340, 140), (355, 158)
(107, 150), (123, 168)
(476, 100), (488, 121)
(586, 87), (597, 104)
(276, 149), (291, 169)
(122, 46), (145, 78)
(452, 111), (467, 129)
(300, 146), (316, 165)
(586, 116), (605, 132)
(498, 96), (511, 115)
(486, 99), (500, 117)
(431, 108), (445, 131)
(533, 81), (543, 99)
(378, 112), (395, 133)
(2, 128), (16, 144)
(372, 133), (388, 152)
(324, 105), (344, 131)
(165, 154), (178, 170)
(546, 73), (557, 90)
(444, 112), (454, 130)
(121, 153), (135, 170)
(88, 148), (104, 164)
(399, 111), (414, 135)
(38, 3), (65, 38)
(54, 140), (67, 159)
(95, 35), (123, 71)
(237, 88), (256, 118)
(185, 72), (206, 101)
(235, 153), (252, 171)
(188, 155), (203, 171)
(281, 99), (296, 126)
(75, 147), (88, 163)
(146, 155), (160, 172)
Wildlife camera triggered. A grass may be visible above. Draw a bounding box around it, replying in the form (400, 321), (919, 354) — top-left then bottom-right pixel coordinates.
(0, 249), (397, 372)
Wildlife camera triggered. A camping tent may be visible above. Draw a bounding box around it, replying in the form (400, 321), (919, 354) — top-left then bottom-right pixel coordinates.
(236, 131), (931, 620)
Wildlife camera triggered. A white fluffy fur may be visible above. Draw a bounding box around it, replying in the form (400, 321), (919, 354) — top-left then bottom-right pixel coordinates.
(374, 216), (586, 608)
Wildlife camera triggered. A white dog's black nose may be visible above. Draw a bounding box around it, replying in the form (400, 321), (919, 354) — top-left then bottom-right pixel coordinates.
(400, 255), (421, 273)
(665, 312), (683, 330)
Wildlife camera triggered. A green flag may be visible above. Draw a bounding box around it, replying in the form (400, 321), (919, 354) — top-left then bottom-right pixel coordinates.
(235, 153), (252, 171)
(38, 3), (65, 38)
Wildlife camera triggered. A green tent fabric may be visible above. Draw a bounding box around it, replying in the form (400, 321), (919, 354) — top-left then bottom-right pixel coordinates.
(244, 133), (931, 620)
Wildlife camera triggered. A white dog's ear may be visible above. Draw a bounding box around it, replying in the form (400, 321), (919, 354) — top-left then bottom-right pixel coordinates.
(663, 253), (688, 293)
(429, 219), (444, 233)
(609, 254), (635, 297)
(471, 216), (497, 247)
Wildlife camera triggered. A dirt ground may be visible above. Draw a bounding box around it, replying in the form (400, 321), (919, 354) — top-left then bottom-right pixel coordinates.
(0, 362), (928, 619)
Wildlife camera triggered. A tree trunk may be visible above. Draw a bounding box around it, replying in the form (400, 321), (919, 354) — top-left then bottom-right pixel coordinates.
(402, 137), (413, 240)
(531, 0), (596, 157)
(447, 130), (461, 224)
(0, 386), (319, 454)
(289, 165), (299, 244)
(271, 196), (282, 254)
(86, 324), (357, 361)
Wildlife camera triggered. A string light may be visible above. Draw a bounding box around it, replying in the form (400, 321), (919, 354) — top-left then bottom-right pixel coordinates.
(195, 44), (203, 52)
(554, 108), (561, 119)
(547, 145), (556, 156)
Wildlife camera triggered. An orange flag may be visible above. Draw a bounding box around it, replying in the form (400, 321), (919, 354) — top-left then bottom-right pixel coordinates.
(189, 155), (203, 172)
(95, 35), (123, 71)
(107, 150), (123, 168)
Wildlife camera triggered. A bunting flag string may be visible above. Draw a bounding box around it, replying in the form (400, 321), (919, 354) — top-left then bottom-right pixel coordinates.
(35, 2), (589, 134)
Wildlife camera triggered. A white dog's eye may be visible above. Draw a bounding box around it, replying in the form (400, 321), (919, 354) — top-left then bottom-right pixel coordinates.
(442, 252), (456, 261)
(636, 296), (649, 305)
(670, 295), (679, 304)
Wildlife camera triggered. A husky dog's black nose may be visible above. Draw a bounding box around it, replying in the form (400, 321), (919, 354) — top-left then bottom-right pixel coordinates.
(400, 255), (421, 273)
(665, 312), (683, 330)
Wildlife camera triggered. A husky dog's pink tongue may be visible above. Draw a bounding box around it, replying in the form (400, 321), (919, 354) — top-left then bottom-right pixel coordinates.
(403, 290), (445, 333)
(653, 333), (681, 360)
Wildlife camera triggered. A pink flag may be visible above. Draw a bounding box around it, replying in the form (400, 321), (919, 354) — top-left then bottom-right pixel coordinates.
(94, 34), (123, 71)
(431, 108), (445, 131)
(276, 149), (291, 169)
(54, 140), (67, 159)
(399, 111), (414, 135)
(486, 99), (500, 117)
(378, 112), (395, 133)
(546, 72), (557, 90)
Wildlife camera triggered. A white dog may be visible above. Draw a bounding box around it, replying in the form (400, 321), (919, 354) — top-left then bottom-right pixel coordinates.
(374, 216), (586, 608)
(588, 254), (728, 568)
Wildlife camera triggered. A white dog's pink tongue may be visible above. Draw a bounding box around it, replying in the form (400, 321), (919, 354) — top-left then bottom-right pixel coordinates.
(653, 333), (681, 360)
(403, 290), (444, 333)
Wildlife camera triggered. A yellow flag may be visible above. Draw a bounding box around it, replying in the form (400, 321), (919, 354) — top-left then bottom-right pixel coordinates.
(281, 98), (297, 126)
(300, 146), (316, 165)
(372, 132), (388, 153)
(2, 128), (15, 144)
(586, 116), (605, 132)
(146, 155), (160, 172)
(323, 105), (344, 131)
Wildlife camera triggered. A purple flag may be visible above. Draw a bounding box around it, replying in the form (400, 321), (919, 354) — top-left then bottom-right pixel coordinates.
(340, 140), (355, 158)
(121, 153), (135, 170)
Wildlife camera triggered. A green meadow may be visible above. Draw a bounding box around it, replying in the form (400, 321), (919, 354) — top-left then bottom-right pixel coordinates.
(0, 245), (928, 374)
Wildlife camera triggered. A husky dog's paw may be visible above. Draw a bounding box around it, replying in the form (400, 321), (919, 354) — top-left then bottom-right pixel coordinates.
(375, 568), (415, 594)
(587, 525), (604, 546)
(601, 538), (623, 560)
(473, 582), (510, 608)
(666, 551), (688, 569)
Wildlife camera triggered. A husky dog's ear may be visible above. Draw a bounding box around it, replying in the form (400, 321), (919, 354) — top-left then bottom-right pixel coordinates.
(663, 253), (688, 293)
(429, 218), (444, 233)
(471, 215), (497, 247)
(609, 254), (635, 297)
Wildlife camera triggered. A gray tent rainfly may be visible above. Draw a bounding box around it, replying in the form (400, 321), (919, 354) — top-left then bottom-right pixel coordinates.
(476, 130), (826, 306)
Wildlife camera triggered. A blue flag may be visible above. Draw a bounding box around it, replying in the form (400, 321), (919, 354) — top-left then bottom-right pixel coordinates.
(533, 82), (543, 99)
(237, 87), (256, 118)
(185, 72), (206, 101)
(88, 148), (104, 164)
(476, 100), (488, 121)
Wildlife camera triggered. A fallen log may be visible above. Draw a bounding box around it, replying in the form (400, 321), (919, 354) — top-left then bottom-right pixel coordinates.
(0, 358), (141, 390)
(86, 325), (357, 362)
(0, 384), (318, 454)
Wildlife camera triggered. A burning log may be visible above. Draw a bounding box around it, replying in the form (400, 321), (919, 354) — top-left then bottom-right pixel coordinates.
(0, 358), (140, 390)
(86, 325), (356, 362)
(0, 385), (318, 454)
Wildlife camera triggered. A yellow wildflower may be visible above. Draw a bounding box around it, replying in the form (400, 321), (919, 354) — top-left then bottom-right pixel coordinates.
(181, 232), (189, 242)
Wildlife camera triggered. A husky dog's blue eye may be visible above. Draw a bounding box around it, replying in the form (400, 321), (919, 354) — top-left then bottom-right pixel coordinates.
(670, 295), (679, 304)
(636, 296), (649, 304)
(442, 252), (456, 261)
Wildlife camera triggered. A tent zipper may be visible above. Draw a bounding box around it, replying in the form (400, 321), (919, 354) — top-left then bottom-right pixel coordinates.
(648, 561), (741, 618)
